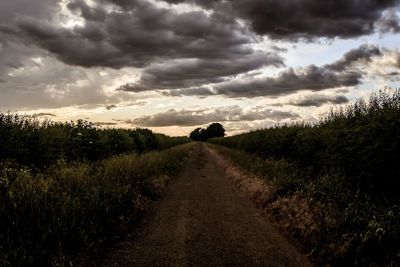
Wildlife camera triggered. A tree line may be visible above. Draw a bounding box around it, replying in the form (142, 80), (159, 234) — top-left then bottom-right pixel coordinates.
(0, 114), (190, 170)
(189, 122), (225, 141)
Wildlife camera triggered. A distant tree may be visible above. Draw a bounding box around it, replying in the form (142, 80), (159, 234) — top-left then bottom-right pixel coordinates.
(189, 123), (225, 141)
(189, 127), (203, 141)
(204, 123), (225, 139)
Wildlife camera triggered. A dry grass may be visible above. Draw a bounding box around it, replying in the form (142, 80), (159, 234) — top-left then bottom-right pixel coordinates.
(205, 144), (338, 262)
(0, 142), (196, 266)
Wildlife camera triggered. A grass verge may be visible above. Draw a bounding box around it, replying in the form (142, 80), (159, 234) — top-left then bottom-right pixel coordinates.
(0, 142), (196, 266)
(206, 143), (400, 266)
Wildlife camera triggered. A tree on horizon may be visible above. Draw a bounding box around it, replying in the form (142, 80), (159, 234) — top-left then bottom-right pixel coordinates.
(189, 123), (225, 141)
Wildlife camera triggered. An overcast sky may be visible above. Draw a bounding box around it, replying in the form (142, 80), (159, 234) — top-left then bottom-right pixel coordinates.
(1, 0), (399, 135)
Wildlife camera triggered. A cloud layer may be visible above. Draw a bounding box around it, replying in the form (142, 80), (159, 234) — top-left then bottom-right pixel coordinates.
(166, 0), (400, 40)
(122, 105), (300, 127)
(157, 44), (391, 98)
(2, 0), (267, 70)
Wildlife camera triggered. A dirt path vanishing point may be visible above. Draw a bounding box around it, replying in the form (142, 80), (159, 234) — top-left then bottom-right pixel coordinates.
(103, 143), (312, 266)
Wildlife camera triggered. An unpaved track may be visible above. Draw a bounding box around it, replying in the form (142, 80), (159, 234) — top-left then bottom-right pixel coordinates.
(103, 143), (312, 266)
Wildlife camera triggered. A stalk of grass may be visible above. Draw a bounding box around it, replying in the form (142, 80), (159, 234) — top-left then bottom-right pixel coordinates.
(207, 88), (400, 265)
(0, 142), (196, 266)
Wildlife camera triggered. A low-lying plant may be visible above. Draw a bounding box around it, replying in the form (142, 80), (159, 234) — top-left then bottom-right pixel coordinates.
(207, 143), (400, 265)
(207, 89), (400, 265)
(0, 142), (196, 266)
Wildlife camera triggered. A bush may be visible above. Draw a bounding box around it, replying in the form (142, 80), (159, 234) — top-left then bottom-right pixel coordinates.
(209, 88), (400, 195)
(0, 115), (190, 169)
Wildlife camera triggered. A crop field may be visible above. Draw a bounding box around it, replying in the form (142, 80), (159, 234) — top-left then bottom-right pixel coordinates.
(0, 115), (194, 265)
(208, 89), (400, 265)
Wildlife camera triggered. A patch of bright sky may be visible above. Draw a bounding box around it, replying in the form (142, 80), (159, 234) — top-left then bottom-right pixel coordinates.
(56, 0), (86, 28)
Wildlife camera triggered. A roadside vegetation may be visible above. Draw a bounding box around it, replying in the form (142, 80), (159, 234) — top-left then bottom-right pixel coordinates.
(0, 114), (190, 170)
(0, 114), (194, 266)
(208, 89), (400, 265)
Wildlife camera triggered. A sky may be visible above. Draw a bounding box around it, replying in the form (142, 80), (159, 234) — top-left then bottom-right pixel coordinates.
(0, 0), (399, 136)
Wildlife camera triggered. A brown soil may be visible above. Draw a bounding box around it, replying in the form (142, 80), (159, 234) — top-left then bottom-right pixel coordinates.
(102, 143), (313, 266)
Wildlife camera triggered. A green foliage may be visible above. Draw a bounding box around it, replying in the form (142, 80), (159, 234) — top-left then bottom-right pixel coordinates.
(189, 123), (225, 141)
(209, 88), (400, 195)
(0, 115), (191, 265)
(208, 89), (400, 265)
(0, 115), (190, 169)
(189, 127), (202, 141)
(0, 143), (196, 266)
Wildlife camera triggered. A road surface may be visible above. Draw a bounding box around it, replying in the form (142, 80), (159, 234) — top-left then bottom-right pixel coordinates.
(103, 143), (312, 266)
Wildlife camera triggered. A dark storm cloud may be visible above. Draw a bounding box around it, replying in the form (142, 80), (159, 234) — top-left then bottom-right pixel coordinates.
(212, 68), (361, 98)
(286, 95), (349, 107)
(2, 0), (265, 71)
(326, 44), (382, 71)
(0, 0), (62, 24)
(120, 106), (299, 127)
(161, 44), (384, 98)
(117, 52), (283, 91)
(67, 0), (107, 22)
(164, 0), (400, 40)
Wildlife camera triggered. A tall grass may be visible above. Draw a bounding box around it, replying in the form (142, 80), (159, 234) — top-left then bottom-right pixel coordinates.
(0, 115), (190, 170)
(0, 142), (196, 266)
(210, 88), (400, 195)
(208, 89), (400, 265)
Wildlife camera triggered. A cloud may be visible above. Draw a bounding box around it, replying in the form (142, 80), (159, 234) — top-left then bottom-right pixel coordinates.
(33, 112), (56, 117)
(165, 0), (400, 40)
(377, 9), (400, 33)
(161, 44), (391, 98)
(368, 47), (400, 78)
(117, 52), (283, 91)
(0, 0), (61, 24)
(93, 121), (118, 126)
(105, 104), (118, 110)
(1, 0), (283, 98)
(2, 0), (264, 70)
(119, 105), (300, 127)
(285, 95), (349, 107)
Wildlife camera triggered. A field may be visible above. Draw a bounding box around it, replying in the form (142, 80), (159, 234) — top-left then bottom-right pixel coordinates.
(0, 115), (194, 266)
(208, 89), (400, 265)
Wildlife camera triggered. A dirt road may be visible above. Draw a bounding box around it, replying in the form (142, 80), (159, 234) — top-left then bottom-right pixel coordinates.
(103, 143), (312, 266)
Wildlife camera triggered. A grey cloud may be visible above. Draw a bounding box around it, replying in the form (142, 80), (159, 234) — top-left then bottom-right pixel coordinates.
(106, 104), (118, 110)
(377, 9), (400, 33)
(0, 0), (61, 24)
(33, 112), (56, 117)
(160, 87), (214, 97)
(94, 121), (118, 126)
(105, 100), (148, 110)
(212, 67), (361, 98)
(165, 0), (400, 40)
(117, 52), (283, 91)
(286, 95), (349, 107)
(162, 44), (386, 98)
(67, 0), (107, 22)
(3, 0), (262, 70)
(121, 106), (299, 127)
(326, 44), (382, 71)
